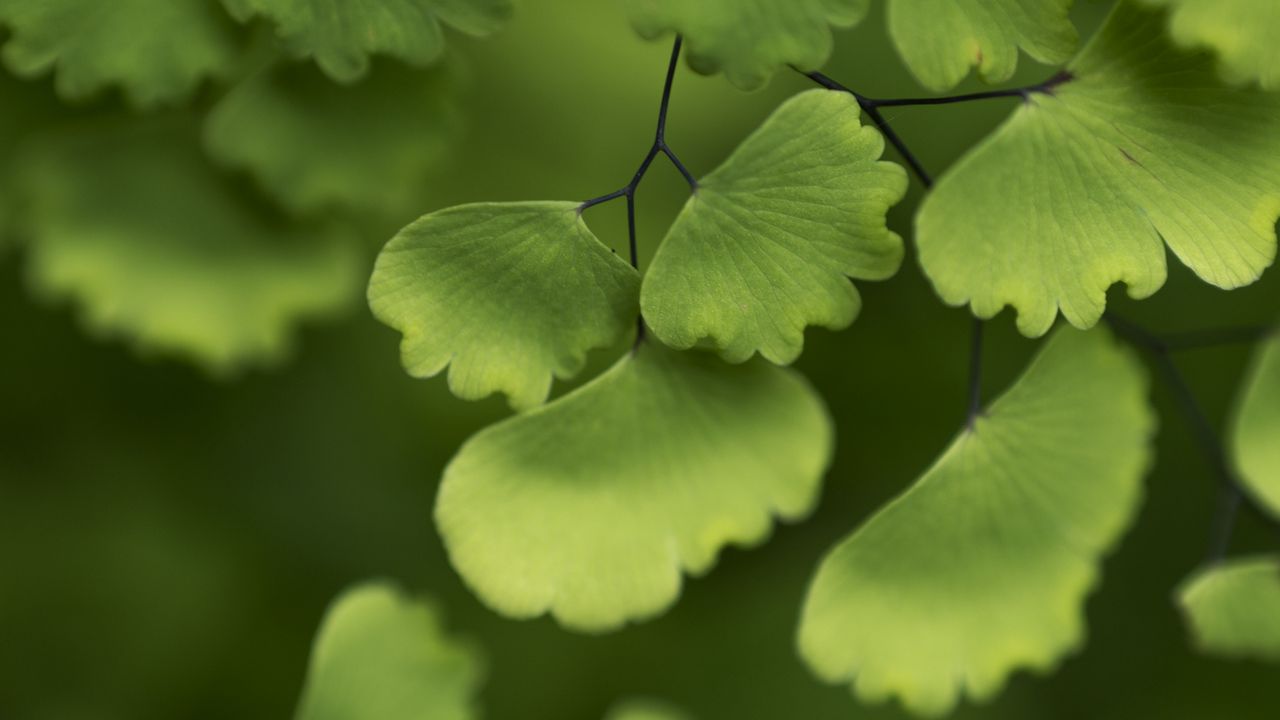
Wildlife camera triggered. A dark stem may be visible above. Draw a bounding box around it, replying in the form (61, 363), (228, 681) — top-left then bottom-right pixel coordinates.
(865, 70), (1073, 108)
(966, 316), (985, 428)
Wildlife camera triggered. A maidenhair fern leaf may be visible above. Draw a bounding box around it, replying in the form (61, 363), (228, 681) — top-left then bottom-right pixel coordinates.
(1230, 331), (1280, 519)
(1178, 557), (1280, 662)
(917, 0), (1280, 337)
(1140, 0), (1280, 90)
(641, 90), (906, 365)
(436, 341), (832, 632)
(798, 327), (1153, 717)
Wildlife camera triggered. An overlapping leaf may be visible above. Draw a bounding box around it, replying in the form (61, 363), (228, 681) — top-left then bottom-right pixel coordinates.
(436, 341), (832, 632)
(887, 0), (1077, 91)
(369, 202), (640, 411)
(18, 121), (359, 372)
(1140, 0), (1280, 90)
(0, 0), (240, 107)
(917, 1), (1280, 337)
(641, 90), (906, 365)
(622, 0), (869, 90)
(798, 328), (1153, 717)
(222, 0), (510, 82)
(1178, 556), (1280, 662)
(295, 582), (482, 720)
(1229, 330), (1280, 518)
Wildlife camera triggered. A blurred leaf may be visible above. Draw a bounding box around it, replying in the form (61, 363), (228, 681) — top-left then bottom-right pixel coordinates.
(1178, 556), (1280, 662)
(436, 341), (832, 632)
(222, 0), (510, 83)
(641, 90), (905, 364)
(368, 201), (640, 410)
(887, 0), (1076, 91)
(296, 581), (482, 720)
(0, 0), (240, 107)
(917, 0), (1280, 337)
(622, 0), (869, 90)
(17, 119), (360, 372)
(798, 327), (1154, 717)
(1230, 330), (1280, 518)
(1139, 0), (1280, 90)
(604, 698), (693, 720)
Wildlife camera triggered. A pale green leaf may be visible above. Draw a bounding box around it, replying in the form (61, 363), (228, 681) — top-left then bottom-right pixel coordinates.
(368, 202), (640, 411)
(296, 581), (482, 720)
(205, 60), (458, 217)
(1230, 331), (1280, 518)
(1178, 556), (1280, 662)
(604, 699), (693, 720)
(222, 0), (510, 82)
(798, 327), (1154, 717)
(622, 0), (869, 90)
(917, 0), (1280, 337)
(18, 121), (360, 372)
(888, 0), (1076, 91)
(0, 0), (239, 107)
(436, 342), (833, 632)
(1140, 0), (1280, 90)
(641, 90), (906, 364)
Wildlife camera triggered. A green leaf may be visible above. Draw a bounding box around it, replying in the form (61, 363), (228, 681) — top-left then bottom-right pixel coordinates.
(0, 0), (240, 107)
(604, 699), (693, 720)
(295, 581), (482, 720)
(798, 327), (1153, 717)
(368, 202), (640, 411)
(1139, 0), (1280, 90)
(641, 90), (906, 364)
(436, 341), (832, 632)
(888, 0), (1077, 91)
(18, 120), (359, 372)
(1230, 331), (1280, 518)
(1178, 556), (1280, 662)
(622, 0), (869, 90)
(917, 0), (1280, 337)
(205, 60), (458, 217)
(222, 0), (511, 82)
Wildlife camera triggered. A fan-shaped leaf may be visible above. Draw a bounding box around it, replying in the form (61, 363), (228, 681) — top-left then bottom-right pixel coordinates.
(1230, 331), (1280, 518)
(369, 202), (640, 411)
(296, 582), (482, 720)
(436, 342), (832, 632)
(1178, 556), (1280, 662)
(641, 90), (906, 365)
(622, 0), (869, 90)
(798, 327), (1153, 717)
(1140, 0), (1280, 90)
(917, 1), (1280, 337)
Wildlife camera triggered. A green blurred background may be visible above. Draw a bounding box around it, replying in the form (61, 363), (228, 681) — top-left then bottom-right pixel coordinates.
(1, 1), (1277, 718)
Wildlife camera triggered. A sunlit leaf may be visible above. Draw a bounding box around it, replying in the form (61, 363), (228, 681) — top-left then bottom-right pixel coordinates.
(296, 581), (482, 720)
(917, 1), (1280, 337)
(436, 341), (832, 632)
(1230, 331), (1280, 518)
(1178, 556), (1280, 662)
(1140, 0), (1280, 90)
(604, 699), (693, 720)
(0, 0), (240, 107)
(622, 0), (869, 90)
(641, 90), (906, 365)
(222, 0), (511, 82)
(798, 327), (1153, 717)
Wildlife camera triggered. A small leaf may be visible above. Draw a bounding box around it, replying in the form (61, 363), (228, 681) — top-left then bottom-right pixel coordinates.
(604, 699), (694, 720)
(1139, 0), (1280, 90)
(622, 0), (869, 90)
(917, 0), (1280, 337)
(798, 327), (1154, 717)
(641, 90), (906, 364)
(0, 0), (240, 107)
(436, 341), (832, 633)
(222, 0), (511, 83)
(1230, 331), (1280, 518)
(296, 581), (482, 720)
(368, 202), (640, 411)
(1178, 556), (1280, 662)
(887, 0), (1077, 91)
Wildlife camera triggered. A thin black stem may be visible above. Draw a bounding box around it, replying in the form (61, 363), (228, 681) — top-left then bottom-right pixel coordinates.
(966, 316), (985, 428)
(864, 70), (1074, 108)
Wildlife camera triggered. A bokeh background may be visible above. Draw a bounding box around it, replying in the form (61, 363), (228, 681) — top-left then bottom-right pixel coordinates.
(2, 1), (1278, 718)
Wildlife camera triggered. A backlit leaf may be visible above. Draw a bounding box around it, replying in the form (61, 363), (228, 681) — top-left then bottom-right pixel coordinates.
(1229, 331), (1280, 518)
(1140, 0), (1280, 90)
(1178, 556), (1280, 662)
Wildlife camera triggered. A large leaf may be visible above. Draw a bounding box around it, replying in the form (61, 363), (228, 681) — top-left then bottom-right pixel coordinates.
(888, 0), (1077, 91)
(1178, 556), (1280, 662)
(917, 1), (1280, 337)
(622, 0), (869, 90)
(641, 90), (906, 365)
(17, 121), (359, 372)
(1229, 331), (1280, 518)
(222, 0), (510, 82)
(0, 0), (239, 107)
(436, 341), (832, 632)
(295, 581), (482, 720)
(798, 327), (1153, 717)
(205, 60), (458, 217)
(1140, 0), (1280, 90)
(369, 202), (640, 411)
